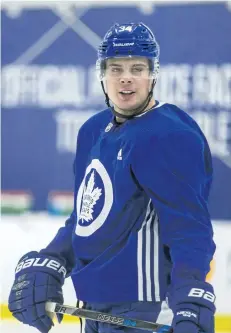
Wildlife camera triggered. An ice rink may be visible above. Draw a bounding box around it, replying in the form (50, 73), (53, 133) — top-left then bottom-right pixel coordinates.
(1, 321), (80, 333)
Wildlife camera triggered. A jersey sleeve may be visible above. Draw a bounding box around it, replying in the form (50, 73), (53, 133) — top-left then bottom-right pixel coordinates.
(132, 129), (216, 285)
(40, 124), (92, 276)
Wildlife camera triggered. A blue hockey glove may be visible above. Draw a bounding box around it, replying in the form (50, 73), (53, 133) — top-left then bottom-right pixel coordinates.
(8, 251), (66, 333)
(167, 281), (216, 333)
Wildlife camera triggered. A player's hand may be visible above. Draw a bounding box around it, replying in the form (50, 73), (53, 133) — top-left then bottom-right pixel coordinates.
(8, 251), (66, 333)
(168, 281), (215, 333)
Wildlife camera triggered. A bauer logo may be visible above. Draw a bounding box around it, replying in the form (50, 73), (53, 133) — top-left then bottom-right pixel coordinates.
(15, 258), (67, 277)
(113, 42), (134, 47)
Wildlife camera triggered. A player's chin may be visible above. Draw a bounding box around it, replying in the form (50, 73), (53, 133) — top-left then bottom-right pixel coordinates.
(116, 100), (141, 113)
(120, 104), (143, 114)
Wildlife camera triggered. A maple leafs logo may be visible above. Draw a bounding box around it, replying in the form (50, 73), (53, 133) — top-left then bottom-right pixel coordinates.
(79, 170), (102, 223)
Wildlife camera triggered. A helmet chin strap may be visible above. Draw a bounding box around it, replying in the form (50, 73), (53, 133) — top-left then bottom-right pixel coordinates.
(100, 80), (155, 120)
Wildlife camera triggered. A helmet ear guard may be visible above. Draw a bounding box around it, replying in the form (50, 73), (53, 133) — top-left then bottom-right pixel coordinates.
(96, 59), (106, 81)
(148, 58), (160, 81)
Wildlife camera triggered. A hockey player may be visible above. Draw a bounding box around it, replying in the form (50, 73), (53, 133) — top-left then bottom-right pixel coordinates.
(8, 22), (216, 333)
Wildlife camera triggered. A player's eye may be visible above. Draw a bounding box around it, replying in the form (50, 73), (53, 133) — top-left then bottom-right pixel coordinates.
(132, 66), (148, 73)
(111, 67), (122, 73)
(132, 67), (143, 72)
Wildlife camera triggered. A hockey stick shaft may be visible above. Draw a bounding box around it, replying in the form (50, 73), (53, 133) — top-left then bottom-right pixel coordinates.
(45, 302), (173, 333)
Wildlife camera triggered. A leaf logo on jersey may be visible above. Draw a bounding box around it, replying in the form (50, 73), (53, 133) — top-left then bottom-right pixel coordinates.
(79, 171), (102, 223)
(76, 159), (113, 237)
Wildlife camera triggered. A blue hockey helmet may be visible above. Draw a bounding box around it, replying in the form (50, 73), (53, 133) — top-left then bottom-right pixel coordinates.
(96, 22), (160, 81)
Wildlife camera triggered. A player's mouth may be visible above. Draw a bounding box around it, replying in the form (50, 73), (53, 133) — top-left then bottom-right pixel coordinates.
(119, 90), (135, 101)
(119, 90), (135, 95)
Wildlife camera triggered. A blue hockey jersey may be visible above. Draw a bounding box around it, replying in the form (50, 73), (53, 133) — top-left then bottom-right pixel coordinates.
(43, 102), (216, 303)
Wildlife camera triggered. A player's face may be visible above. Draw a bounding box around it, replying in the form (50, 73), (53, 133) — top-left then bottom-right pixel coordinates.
(104, 57), (153, 115)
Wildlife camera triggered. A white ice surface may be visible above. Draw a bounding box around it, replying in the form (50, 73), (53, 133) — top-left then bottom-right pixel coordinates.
(0, 321), (80, 333)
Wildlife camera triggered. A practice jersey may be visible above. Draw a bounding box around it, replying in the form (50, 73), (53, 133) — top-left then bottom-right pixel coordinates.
(43, 102), (216, 303)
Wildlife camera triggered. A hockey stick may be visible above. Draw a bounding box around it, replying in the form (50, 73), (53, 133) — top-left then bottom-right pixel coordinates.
(45, 302), (173, 333)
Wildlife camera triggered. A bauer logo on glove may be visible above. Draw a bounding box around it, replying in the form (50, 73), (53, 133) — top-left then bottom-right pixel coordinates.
(15, 257), (67, 277)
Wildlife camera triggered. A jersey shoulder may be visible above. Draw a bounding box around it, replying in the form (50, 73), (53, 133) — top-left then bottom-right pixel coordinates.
(141, 102), (205, 139)
(133, 102), (212, 178)
(133, 102), (211, 157)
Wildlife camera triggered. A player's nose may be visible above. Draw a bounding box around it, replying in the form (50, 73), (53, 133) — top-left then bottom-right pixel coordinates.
(119, 68), (133, 84)
(119, 76), (133, 84)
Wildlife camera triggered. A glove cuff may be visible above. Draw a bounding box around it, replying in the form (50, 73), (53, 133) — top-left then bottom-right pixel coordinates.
(173, 303), (199, 326)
